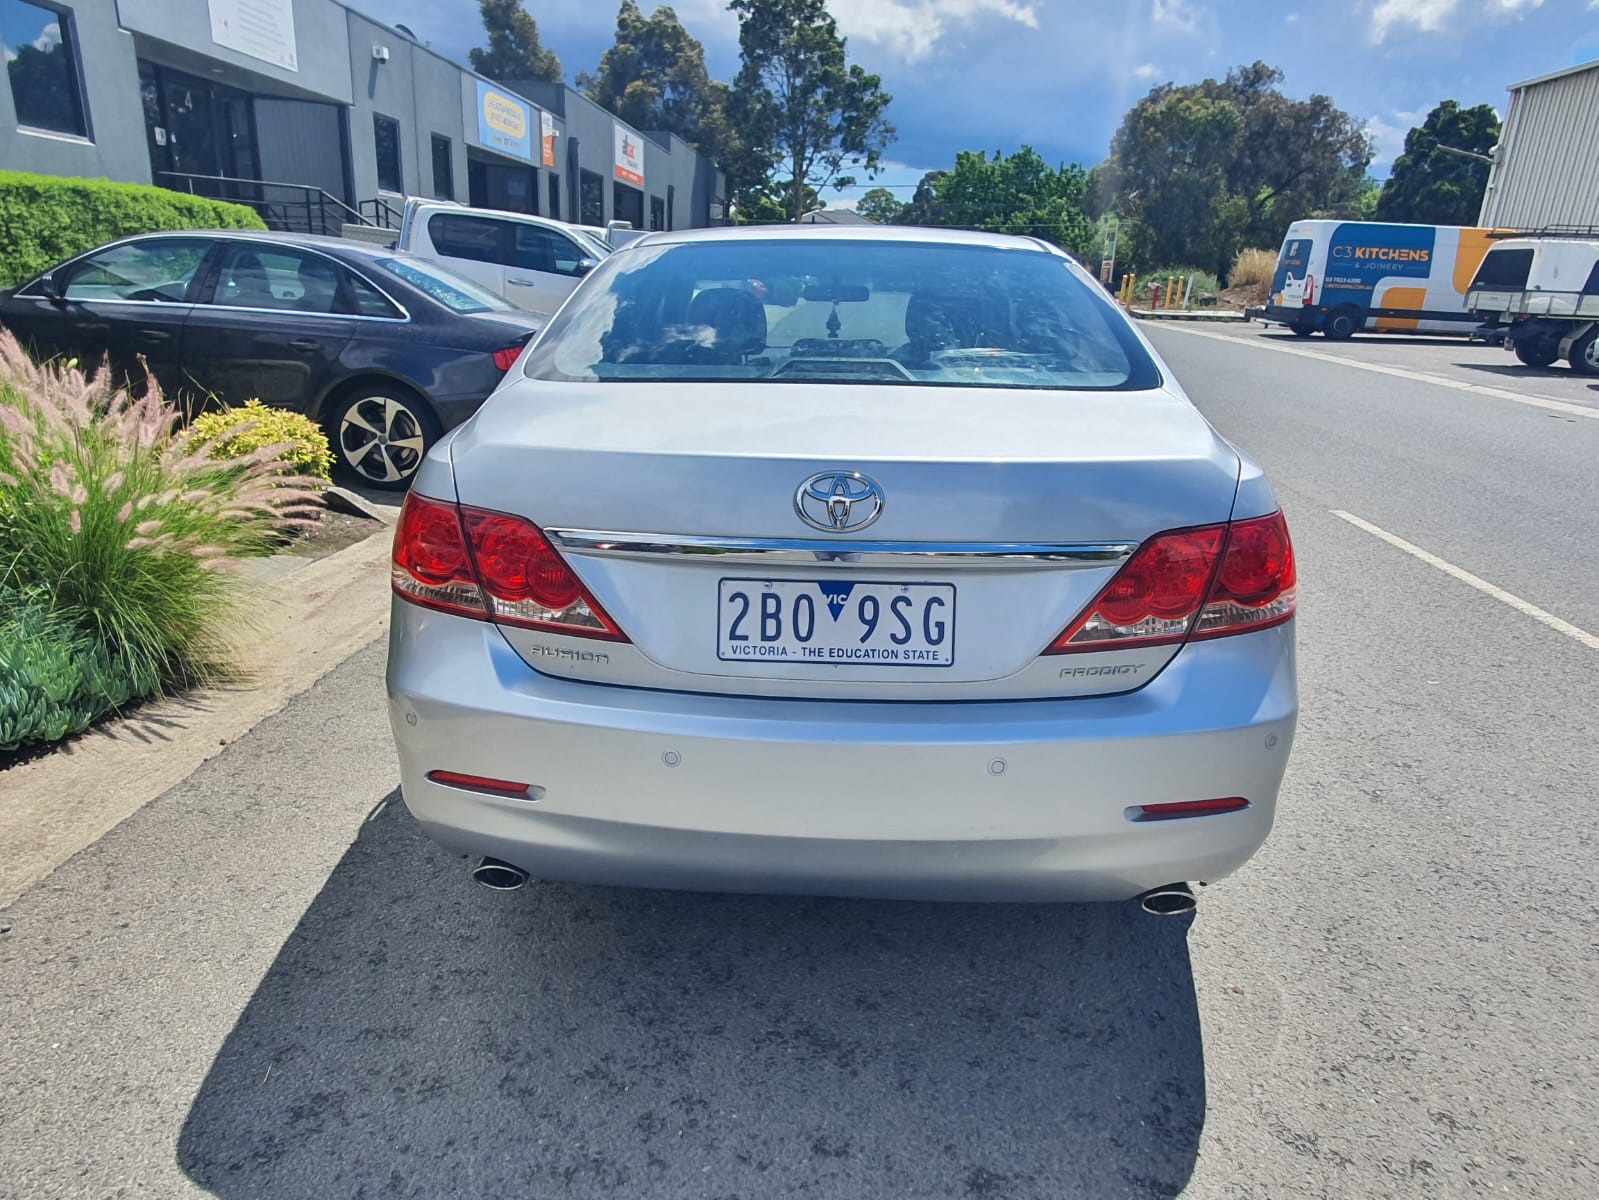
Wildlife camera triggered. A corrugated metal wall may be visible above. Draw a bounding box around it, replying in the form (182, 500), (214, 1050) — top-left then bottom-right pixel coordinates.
(1480, 64), (1599, 230)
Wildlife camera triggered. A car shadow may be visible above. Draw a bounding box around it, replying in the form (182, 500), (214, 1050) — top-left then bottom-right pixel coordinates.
(177, 792), (1207, 1199)
(1452, 361), (1580, 381)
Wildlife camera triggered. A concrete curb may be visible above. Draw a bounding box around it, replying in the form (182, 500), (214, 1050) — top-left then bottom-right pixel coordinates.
(0, 527), (394, 907)
(1130, 307), (1251, 323)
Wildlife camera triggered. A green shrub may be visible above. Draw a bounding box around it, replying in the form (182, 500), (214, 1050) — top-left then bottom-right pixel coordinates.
(0, 332), (321, 689)
(1139, 267), (1221, 304)
(0, 589), (157, 752)
(0, 170), (266, 289)
(189, 400), (334, 484)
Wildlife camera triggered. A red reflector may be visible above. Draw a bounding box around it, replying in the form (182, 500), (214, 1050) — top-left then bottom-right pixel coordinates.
(493, 345), (522, 372)
(426, 770), (531, 797)
(1134, 797), (1249, 821)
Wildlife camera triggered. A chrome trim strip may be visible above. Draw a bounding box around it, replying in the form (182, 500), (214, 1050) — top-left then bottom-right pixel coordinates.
(545, 529), (1137, 569)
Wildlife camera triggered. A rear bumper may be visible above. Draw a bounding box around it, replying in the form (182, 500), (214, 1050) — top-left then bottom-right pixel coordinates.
(1265, 304), (1316, 328)
(385, 603), (1298, 901)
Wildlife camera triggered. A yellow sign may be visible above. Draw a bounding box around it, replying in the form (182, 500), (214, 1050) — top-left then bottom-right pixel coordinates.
(482, 92), (527, 139)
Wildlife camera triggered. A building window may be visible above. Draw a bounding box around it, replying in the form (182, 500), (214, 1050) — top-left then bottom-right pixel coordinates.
(430, 134), (453, 201)
(373, 113), (402, 193)
(579, 169), (603, 227)
(649, 195), (665, 231)
(612, 183), (642, 229)
(546, 173), (560, 220)
(3, 0), (87, 137)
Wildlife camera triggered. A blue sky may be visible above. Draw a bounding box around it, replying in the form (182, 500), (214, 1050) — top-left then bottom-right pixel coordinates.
(366, 0), (1599, 203)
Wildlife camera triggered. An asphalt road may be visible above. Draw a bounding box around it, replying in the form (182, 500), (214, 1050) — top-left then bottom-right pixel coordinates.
(3, 325), (1597, 1198)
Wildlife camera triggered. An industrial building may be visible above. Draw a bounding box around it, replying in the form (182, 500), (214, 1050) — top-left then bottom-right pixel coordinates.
(1478, 58), (1599, 231)
(0, 0), (725, 233)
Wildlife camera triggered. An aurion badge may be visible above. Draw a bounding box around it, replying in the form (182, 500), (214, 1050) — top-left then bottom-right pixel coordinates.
(795, 471), (884, 533)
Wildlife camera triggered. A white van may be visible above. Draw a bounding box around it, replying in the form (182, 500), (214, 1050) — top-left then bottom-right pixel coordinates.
(392, 200), (607, 313)
(1267, 219), (1509, 340)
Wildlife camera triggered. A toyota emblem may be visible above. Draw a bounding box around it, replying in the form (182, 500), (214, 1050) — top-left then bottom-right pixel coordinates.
(795, 471), (884, 533)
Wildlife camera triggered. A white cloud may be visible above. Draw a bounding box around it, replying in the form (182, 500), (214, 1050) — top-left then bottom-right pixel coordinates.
(1364, 108), (1423, 173)
(32, 21), (62, 52)
(1371, 0), (1543, 42)
(1151, 0), (1201, 34)
(1285, 11), (1300, 22)
(1132, 62), (1163, 80)
(828, 0), (1039, 63)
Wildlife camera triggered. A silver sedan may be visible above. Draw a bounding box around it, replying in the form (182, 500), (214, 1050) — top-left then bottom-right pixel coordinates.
(385, 226), (1297, 908)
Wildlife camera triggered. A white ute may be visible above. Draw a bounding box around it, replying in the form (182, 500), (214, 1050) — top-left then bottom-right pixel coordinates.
(391, 199), (608, 313)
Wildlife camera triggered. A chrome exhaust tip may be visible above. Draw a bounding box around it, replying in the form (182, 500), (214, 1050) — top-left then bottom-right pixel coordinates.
(470, 857), (529, 891)
(1139, 883), (1196, 916)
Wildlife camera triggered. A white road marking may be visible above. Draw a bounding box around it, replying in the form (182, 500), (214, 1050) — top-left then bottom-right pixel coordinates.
(1331, 510), (1599, 651)
(1152, 322), (1599, 421)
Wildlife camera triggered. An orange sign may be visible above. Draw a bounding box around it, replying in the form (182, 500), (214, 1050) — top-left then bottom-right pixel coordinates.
(613, 123), (644, 188)
(540, 111), (555, 168)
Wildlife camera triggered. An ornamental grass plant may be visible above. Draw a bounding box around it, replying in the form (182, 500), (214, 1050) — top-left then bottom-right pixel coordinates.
(0, 332), (322, 711)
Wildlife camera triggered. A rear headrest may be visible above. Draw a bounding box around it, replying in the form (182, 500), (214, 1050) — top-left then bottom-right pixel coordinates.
(904, 291), (985, 348)
(686, 287), (768, 358)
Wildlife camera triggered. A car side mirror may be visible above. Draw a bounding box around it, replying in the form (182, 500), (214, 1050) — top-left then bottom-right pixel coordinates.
(39, 271), (64, 304)
(575, 258), (599, 277)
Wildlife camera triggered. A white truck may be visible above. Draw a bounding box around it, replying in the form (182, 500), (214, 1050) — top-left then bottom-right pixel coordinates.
(387, 200), (611, 313)
(1466, 235), (1599, 373)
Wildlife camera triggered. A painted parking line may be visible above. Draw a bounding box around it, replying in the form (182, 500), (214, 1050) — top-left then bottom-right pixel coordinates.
(1151, 323), (1599, 421)
(1332, 510), (1599, 652)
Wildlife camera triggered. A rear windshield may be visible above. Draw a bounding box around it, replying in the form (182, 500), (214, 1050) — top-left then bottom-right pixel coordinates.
(1470, 247), (1534, 291)
(522, 239), (1161, 390)
(376, 256), (514, 314)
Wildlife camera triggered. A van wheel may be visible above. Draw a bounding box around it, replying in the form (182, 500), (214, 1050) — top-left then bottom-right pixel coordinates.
(1323, 308), (1361, 341)
(1513, 338), (1559, 369)
(1291, 325), (1314, 338)
(1569, 328), (1599, 376)
(327, 384), (440, 491)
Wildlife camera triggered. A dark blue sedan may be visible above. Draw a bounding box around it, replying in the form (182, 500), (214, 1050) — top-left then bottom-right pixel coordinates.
(0, 231), (544, 488)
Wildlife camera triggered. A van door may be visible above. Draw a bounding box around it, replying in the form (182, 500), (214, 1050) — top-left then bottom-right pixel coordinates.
(418, 212), (510, 296)
(503, 222), (593, 312)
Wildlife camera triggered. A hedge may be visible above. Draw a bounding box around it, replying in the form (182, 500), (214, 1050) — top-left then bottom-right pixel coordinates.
(0, 170), (267, 289)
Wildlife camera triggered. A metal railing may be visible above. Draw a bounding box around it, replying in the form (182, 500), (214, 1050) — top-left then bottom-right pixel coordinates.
(1489, 224), (1599, 241)
(359, 196), (405, 230)
(158, 172), (371, 237)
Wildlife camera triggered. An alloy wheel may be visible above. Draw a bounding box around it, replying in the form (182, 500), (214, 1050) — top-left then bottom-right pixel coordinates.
(338, 395), (427, 484)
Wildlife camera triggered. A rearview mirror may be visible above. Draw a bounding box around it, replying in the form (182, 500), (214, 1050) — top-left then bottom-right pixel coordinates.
(801, 282), (870, 303)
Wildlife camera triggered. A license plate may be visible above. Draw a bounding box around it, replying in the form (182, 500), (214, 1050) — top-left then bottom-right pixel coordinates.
(717, 579), (955, 667)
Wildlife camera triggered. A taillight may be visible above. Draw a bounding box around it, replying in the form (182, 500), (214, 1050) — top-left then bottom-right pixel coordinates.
(1302, 275), (1315, 306)
(392, 493), (627, 641)
(391, 493), (488, 619)
(1045, 510), (1294, 654)
(493, 345), (523, 372)
(1190, 510), (1296, 640)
